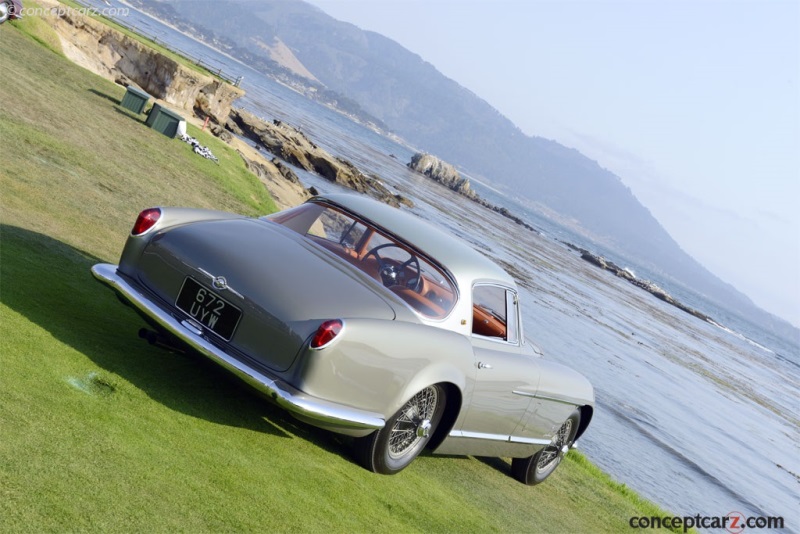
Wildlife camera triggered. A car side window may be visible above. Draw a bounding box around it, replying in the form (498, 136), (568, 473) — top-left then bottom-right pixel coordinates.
(472, 285), (519, 344)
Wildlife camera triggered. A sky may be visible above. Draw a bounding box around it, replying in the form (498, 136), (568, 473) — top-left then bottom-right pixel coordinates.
(304, 0), (800, 328)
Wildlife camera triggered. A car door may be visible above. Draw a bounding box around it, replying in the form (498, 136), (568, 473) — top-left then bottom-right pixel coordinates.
(456, 284), (543, 449)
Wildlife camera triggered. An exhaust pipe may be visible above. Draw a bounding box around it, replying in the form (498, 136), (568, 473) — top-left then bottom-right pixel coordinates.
(138, 327), (186, 353)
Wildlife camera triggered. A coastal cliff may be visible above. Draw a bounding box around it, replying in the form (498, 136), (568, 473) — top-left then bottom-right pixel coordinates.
(28, 1), (412, 211)
(39, 0), (242, 124)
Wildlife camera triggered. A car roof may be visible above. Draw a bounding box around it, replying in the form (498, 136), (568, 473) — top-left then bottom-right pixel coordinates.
(316, 194), (515, 287)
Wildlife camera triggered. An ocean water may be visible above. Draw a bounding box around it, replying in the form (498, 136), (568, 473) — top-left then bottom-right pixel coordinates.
(85, 1), (800, 526)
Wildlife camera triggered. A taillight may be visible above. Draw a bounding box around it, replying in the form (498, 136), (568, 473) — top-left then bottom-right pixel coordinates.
(132, 208), (161, 236)
(310, 319), (343, 349)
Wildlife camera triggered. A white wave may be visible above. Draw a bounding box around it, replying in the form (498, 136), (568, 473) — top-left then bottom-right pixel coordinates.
(708, 320), (775, 354)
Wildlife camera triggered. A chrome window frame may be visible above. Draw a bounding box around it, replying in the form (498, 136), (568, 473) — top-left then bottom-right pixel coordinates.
(470, 282), (522, 347)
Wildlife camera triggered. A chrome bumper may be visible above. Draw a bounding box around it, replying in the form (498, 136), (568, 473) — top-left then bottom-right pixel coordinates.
(91, 263), (385, 433)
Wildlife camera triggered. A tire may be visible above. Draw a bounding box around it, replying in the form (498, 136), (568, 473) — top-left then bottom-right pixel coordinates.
(512, 409), (580, 485)
(354, 384), (446, 475)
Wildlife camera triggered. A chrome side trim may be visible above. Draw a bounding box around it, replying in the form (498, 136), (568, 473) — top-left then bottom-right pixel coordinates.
(91, 263), (385, 431)
(450, 430), (551, 446)
(512, 389), (582, 406)
(510, 435), (552, 446)
(454, 430), (509, 442)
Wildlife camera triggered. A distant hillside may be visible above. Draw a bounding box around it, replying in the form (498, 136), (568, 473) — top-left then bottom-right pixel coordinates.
(131, 0), (798, 344)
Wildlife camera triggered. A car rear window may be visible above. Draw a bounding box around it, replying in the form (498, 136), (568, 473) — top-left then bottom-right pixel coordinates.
(268, 202), (457, 319)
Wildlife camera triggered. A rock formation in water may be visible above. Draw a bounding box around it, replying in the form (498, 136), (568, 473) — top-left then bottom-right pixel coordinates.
(407, 153), (477, 199)
(227, 109), (412, 208)
(568, 244), (715, 324)
(408, 152), (539, 233)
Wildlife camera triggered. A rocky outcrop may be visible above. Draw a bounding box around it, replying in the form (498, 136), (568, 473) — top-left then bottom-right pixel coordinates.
(476, 202), (539, 233)
(40, 0), (243, 123)
(227, 108), (412, 208)
(407, 152), (539, 233)
(408, 153), (477, 199)
(237, 150), (316, 207)
(237, 151), (301, 185)
(568, 244), (715, 324)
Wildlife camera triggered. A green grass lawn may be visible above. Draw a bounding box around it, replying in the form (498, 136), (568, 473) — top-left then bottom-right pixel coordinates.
(0, 18), (684, 533)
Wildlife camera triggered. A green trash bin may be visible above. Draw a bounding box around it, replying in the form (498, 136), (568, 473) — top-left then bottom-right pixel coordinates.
(146, 103), (185, 139)
(120, 86), (151, 114)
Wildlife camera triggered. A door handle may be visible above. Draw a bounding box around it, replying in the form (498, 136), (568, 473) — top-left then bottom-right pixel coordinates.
(477, 362), (493, 370)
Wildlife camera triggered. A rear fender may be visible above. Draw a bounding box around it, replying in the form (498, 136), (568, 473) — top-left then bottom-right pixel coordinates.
(393, 362), (465, 415)
(291, 318), (473, 420)
(119, 207), (244, 275)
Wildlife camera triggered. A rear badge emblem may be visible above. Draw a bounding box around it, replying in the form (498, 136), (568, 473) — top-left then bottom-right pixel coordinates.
(198, 268), (242, 298)
(212, 276), (228, 290)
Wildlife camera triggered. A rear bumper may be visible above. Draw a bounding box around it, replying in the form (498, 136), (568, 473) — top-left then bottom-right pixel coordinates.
(91, 263), (385, 434)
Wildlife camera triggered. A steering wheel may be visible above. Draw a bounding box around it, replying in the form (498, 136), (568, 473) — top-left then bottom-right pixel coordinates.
(364, 243), (422, 292)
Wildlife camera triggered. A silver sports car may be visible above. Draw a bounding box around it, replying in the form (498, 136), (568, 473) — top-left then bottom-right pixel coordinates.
(92, 194), (594, 484)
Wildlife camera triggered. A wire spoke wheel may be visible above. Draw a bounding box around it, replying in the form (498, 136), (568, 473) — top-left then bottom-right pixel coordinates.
(354, 384), (446, 475)
(536, 417), (573, 474)
(512, 409), (581, 485)
(388, 387), (438, 458)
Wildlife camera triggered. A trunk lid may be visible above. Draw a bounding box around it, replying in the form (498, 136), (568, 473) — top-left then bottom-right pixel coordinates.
(137, 218), (397, 372)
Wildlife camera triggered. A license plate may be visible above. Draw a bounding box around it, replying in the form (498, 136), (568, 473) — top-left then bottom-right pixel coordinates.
(175, 278), (241, 340)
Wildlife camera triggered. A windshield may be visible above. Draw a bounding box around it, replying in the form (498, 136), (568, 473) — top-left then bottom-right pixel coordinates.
(268, 202), (457, 319)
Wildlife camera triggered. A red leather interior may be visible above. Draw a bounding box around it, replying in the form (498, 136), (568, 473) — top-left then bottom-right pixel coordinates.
(310, 235), (451, 317)
(472, 305), (506, 338)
